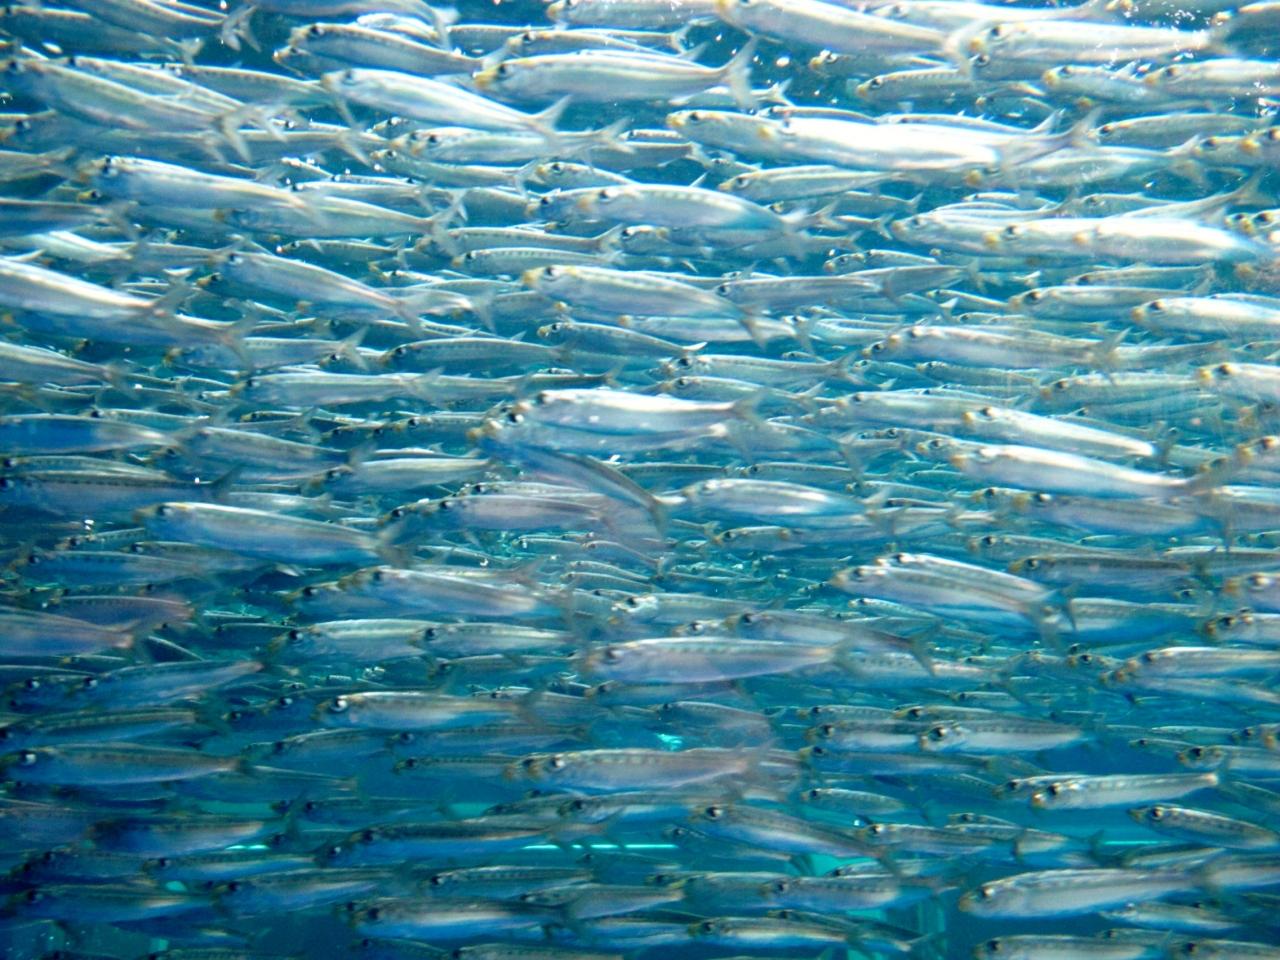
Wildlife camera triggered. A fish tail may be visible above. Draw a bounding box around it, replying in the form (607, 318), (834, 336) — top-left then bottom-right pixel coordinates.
(530, 96), (572, 150)
(721, 38), (759, 111)
(219, 4), (259, 52)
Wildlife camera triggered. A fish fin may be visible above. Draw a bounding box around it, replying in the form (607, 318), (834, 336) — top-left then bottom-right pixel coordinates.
(1185, 455), (1235, 496)
(729, 390), (768, 429)
(425, 3), (457, 51)
(1001, 107), (1102, 175)
(334, 325), (370, 370)
(591, 224), (626, 254)
(761, 77), (793, 107)
(205, 466), (243, 504)
(721, 37), (759, 111)
(215, 311), (262, 372)
(1228, 169), (1272, 211)
(147, 269), (197, 320)
(1084, 327), (1128, 376)
(531, 96), (572, 148)
(583, 117), (631, 162)
(941, 21), (990, 74)
(220, 4), (259, 52)
(1210, 11), (1245, 53)
(737, 312), (772, 350)
(212, 109), (254, 165)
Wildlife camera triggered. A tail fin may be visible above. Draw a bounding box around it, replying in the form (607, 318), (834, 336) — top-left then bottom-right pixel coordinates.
(220, 3), (259, 52)
(529, 96), (572, 149)
(720, 38), (759, 111)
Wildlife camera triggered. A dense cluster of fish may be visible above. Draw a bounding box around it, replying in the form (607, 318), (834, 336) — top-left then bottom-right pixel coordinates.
(2, 0), (1280, 957)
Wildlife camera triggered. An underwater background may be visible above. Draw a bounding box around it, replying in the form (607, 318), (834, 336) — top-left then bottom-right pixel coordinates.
(1, 0), (1279, 957)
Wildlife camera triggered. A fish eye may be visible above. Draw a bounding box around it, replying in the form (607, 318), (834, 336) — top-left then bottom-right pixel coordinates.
(505, 412), (523, 425)
(1002, 225), (1020, 238)
(17, 750), (37, 766)
(547, 754), (566, 770)
(985, 940), (1002, 953)
(597, 187), (620, 202)
(496, 63), (511, 77)
(1148, 300), (1164, 312)
(329, 696), (349, 713)
(1058, 65), (1073, 77)
(979, 884), (995, 899)
(541, 266), (559, 279)
(687, 111), (704, 123)
(602, 646), (623, 663)
(1024, 290), (1042, 303)
(704, 804), (724, 819)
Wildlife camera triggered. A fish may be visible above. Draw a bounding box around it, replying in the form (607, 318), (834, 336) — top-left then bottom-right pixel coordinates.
(0, 0), (1277, 957)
